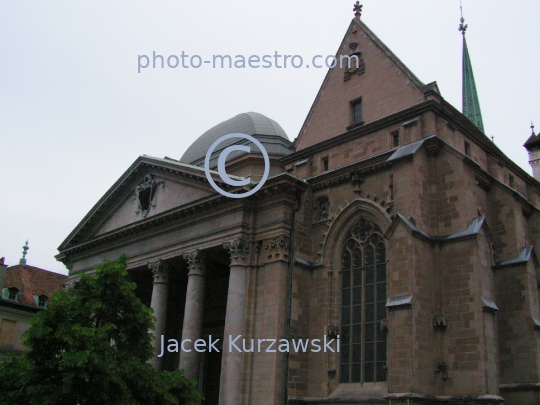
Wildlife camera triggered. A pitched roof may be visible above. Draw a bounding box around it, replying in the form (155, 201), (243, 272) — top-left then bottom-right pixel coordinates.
(294, 17), (429, 150)
(4, 265), (67, 306)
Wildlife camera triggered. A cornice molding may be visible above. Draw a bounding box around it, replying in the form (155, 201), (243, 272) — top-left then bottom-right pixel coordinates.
(307, 152), (393, 192)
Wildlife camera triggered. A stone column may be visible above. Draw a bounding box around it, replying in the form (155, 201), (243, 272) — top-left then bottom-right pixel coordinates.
(149, 259), (170, 371)
(179, 249), (205, 380)
(219, 238), (250, 405)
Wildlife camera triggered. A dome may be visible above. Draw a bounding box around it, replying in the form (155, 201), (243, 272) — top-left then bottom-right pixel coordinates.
(180, 112), (290, 165)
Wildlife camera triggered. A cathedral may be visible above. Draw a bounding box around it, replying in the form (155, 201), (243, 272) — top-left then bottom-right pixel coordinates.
(57, 4), (540, 405)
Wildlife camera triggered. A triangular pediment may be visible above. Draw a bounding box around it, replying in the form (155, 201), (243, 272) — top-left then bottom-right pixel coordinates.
(295, 18), (430, 150)
(58, 155), (237, 250)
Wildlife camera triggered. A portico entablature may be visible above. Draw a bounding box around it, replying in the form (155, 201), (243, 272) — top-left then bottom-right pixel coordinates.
(56, 155), (307, 273)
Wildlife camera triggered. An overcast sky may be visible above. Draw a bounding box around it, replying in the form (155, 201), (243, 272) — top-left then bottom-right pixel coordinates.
(1, 1), (539, 275)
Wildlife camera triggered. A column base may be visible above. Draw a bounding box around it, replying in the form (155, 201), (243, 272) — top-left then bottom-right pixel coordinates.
(288, 393), (505, 405)
(385, 393), (504, 405)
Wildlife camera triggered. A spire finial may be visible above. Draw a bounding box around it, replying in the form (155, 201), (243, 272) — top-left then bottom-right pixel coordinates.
(353, 1), (363, 19)
(19, 240), (29, 266)
(532, 121), (536, 136)
(459, 1), (468, 35)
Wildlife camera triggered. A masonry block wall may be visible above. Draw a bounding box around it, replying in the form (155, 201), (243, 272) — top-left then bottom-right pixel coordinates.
(57, 13), (540, 405)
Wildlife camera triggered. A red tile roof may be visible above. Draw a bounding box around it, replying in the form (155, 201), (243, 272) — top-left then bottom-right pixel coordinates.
(4, 265), (67, 307)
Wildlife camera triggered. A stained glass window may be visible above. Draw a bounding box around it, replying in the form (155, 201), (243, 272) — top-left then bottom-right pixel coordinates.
(340, 217), (387, 383)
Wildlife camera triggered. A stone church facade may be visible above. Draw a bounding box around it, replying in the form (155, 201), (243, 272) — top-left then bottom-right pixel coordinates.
(57, 7), (540, 405)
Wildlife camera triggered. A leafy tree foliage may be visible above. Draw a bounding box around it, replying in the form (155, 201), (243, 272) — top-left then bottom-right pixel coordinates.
(0, 254), (201, 405)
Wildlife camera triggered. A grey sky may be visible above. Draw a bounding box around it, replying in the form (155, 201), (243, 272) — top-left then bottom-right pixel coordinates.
(1, 1), (539, 274)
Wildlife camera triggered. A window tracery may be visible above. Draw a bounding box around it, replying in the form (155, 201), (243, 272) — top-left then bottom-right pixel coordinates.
(340, 217), (387, 383)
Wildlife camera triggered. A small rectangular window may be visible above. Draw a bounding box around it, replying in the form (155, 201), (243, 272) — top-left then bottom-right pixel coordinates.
(7, 288), (18, 301)
(352, 100), (363, 124)
(322, 156), (329, 172)
(38, 295), (48, 307)
(464, 141), (471, 156)
(509, 175), (515, 188)
(391, 130), (400, 147)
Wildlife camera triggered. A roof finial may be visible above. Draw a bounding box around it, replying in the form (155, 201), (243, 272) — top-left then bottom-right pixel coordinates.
(353, 1), (363, 19)
(19, 240), (29, 266)
(532, 121), (536, 136)
(459, 1), (468, 35)
(491, 136), (495, 142)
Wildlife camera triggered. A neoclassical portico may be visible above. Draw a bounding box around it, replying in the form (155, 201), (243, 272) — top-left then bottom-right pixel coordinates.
(142, 231), (295, 405)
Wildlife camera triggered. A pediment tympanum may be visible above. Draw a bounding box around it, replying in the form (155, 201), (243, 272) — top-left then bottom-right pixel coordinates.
(95, 172), (213, 236)
(58, 156), (225, 249)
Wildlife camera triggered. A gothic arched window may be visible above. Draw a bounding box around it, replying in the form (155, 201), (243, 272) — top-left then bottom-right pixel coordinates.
(340, 217), (387, 383)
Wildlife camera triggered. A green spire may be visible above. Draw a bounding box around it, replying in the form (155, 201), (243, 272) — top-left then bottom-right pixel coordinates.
(459, 10), (485, 133)
(19, 240), (29, 266)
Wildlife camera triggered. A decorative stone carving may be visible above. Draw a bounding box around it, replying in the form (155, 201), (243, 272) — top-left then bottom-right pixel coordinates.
(183, 249), (204, 276)
(135, 174), (165, 218)
(435, 362), (449, 380)
(522, 205), (533, 218)
(224, 237), (250, 265)
(314, 197), (330, 221)
(351, 170), (365, 195)
(312, 174), (351, 191)
(327, 325), (339, 338)
(148, 259), (169, 283)
(433, 314), (447, 330)
(343, 41), (365, 81)
(380, 318), (389, 332)
(474, 171), (492, 192)
(423, 136), (444, 157)
(263, 235), (290, 259)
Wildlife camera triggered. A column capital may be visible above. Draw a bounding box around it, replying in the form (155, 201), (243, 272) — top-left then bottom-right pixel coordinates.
(148, 259), (170, 283)
(263, 234), (290, 263)
(183, 249), (205, 276)
(62, 278), (79, 291)
(224, 237), (250, 266)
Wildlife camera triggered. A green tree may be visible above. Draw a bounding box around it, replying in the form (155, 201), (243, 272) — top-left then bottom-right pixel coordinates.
(0, 254), (201, 405)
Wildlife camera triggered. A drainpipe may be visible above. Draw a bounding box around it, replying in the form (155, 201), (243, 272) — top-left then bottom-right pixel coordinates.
(284, 193), (301, 405)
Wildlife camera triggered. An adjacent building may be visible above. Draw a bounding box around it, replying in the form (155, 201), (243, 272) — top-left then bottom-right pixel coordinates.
(0, 244), (67, 359)
(56, 4), (540, 405)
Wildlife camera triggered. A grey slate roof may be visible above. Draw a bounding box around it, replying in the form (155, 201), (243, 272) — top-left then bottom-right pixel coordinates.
(387, 135), (436, 163)
(496, 245), (535, 267)
(390, 214), (488, 243)
(524, 133), (540, 150)
(180, 112), (290, 165)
